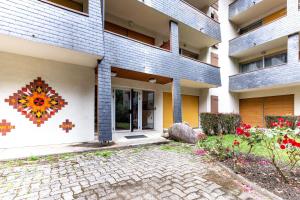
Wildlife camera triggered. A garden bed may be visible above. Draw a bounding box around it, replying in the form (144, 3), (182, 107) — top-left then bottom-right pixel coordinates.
(198, 134), (300, 200)
(222, 155), (300, 200)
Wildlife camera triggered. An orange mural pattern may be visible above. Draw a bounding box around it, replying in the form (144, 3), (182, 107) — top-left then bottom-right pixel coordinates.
(5, 77), (67, 127)
(0, 119), (15, 136)
(60, 119), (75, 133)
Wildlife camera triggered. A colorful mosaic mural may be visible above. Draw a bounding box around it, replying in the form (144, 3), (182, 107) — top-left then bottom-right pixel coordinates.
(0, 120), (15, 136)
(5, 77), (67, 127)
(59, 119), (75, 133)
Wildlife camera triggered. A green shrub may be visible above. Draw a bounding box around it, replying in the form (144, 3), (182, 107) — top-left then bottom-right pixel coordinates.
(265, 115), (299, 129)
(200, 113), (241, 135)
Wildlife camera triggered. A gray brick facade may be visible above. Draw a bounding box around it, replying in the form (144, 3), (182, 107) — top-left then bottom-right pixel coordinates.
(172, 79), (182, 123)
(104, 31), (221, 85)
(0, 0), (104, 56)
(98, 59), (112, 142)
(229, 0), (263, 19)
(229, 33), (300, 91)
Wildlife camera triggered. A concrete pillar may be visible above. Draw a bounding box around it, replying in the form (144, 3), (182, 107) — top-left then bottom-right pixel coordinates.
(170, 21), (179, 55)
(288, 33), (299, 64)
(97, 59), (112, 143)
(172, 78), (182, 123)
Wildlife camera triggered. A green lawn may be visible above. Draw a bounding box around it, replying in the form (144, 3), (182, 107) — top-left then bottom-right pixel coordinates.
(199, 134), (290, 161)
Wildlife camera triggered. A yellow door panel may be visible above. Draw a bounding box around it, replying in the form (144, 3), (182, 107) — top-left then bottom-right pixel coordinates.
(163, 93), (199, 129)
(182, 95), (199, 128)
(163, 93), (173, 129)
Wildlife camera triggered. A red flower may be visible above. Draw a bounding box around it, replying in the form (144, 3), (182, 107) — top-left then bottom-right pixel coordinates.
(282, 139), (288, 145)
(244, 132), (251, 138)
(278, 118), (284, 122)
(233, 140), (240, 146)
(285, 121), (292, 127)
(236, 127), (244, 135)
(297, 121), (300, 127)
(271, 122), (278, 127)
(280, 144), (286, 150)
(284, 134), (288, 139)
(244, 124), (251, 129)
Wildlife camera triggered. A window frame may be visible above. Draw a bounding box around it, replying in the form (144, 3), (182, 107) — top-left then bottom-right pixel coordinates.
(239, 51), (287, 73)
(39, 0), (89, 16)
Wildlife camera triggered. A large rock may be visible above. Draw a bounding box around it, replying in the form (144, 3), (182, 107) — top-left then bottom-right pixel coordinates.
(168, 123), (198, 144)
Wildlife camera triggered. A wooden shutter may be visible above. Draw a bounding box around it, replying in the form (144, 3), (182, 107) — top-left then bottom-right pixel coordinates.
(211, 96), (219, 113)
(211, 53), (219, 67)
(240, 95), (294, 127)
(264, 95), (294, 116)
(105, 22), (128, 36)
(240, 98), (264, 127)
(128, 30), (155, 45)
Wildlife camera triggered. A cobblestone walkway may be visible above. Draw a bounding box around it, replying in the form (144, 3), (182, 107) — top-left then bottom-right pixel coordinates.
(0, 145), (277, 200)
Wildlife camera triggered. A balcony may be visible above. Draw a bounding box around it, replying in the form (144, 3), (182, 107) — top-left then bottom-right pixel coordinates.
(229, 62), (300, 92)
(104, 31), (221, 87)
(228, 13), (300, 58)
(105, 0), (220, 68)
(0, 0), (103, 67)
(229, 0), (286, 24)
(140, 0), (221, 42)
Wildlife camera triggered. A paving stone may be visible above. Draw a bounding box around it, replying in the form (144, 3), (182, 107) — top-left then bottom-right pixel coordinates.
(0, 146), (276, 200)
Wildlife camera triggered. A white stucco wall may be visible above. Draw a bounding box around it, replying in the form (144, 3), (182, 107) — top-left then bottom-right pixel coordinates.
(207, 0), (240, 114)
(0, 52), (95, 148)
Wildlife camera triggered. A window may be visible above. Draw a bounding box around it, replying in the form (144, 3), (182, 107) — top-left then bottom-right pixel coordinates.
(239, 20), (263, 34)
(40, 0), (89, 14)
(240, 51), (287, 73)
(211, 52), (219, 67)
(180, 49), (199, 60)
(240, 59), (263, 73)
(265, 52), (287, 68)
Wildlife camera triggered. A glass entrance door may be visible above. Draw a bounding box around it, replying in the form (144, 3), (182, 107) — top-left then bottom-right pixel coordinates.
(131, 90), (139, 131)
(115, 89), (131, 131)
(142, 91), (155, 130)
(114, 89), (154, 132)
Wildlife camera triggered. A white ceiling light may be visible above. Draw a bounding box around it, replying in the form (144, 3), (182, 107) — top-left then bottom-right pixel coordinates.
(111, 72), (117, 77)
(149, 78), (156, 83)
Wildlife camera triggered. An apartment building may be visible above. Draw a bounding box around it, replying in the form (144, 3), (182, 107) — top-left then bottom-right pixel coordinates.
(0, 0), (221, 147)
(2, 0), (296, 148)
(225, 0), (300, 127)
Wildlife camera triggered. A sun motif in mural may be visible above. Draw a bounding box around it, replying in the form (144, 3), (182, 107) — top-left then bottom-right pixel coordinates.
(5, 77), (67, 127)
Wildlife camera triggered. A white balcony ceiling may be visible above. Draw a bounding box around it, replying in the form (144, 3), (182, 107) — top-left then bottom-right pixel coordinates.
(230, 0), (286, 25)
(184, 0), (217, 10)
